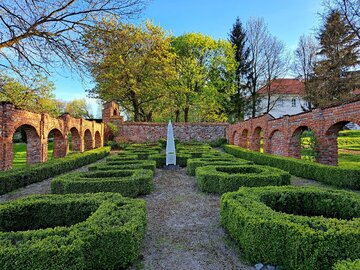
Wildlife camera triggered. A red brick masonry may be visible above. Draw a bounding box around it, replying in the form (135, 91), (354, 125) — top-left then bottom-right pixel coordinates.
(227, 100), (360, 165)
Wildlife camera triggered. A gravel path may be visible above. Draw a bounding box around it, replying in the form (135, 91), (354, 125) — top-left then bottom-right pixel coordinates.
(136, 168), (254, 270)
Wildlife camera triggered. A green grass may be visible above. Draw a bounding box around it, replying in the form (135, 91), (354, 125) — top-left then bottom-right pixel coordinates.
(13, 142), (54, 168)
(338, 151), (360, 169)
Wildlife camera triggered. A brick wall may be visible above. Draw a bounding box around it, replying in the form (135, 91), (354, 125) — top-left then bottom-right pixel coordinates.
(227, 100), (360, 166)
(113, 122), (228, 143)
(0, 103), (104, 170)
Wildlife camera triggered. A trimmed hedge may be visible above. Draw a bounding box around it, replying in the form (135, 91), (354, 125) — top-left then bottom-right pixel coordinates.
(224, 145), (360, 190)
(88, 160), (156, 172)
(186, 157), (252, 176)
(0, 193), (146, 270)
(0, 147), (110, 195)
(120, 149), (160, 160)
(333, 259), (360, 270)
(196, 165), (290, 193)
(149, 153), (191, 168)
(106, 154), (139, 162)
(51, 169), (153, 197)
(126, 143), (162, 152)
(221, 186), (360, 270)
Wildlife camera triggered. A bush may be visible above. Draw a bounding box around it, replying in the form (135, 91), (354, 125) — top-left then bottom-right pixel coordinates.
(120, 149), (160, 160)
(126, 143), (162, 152)
(333, 259), (360, 270)
(0, 193), (146, 270)
(158, 138), (179, 148)
(148, 153), (191, 168)
(186, 157), (252, 176)
(221, 186), (360, 270)
(196, 165), (290, 193)
(51, 169), (154, 197)
(224, 145), (360, 190)
(88, 160), (156, 172)
(208, 138), (228, 147)
(106, 154), (139, 162)
(0, 147), (110, 195)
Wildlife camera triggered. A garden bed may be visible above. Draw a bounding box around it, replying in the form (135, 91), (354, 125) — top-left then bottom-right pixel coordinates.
(51, 169), (154, 197)
(88, 159), (156, 172)
(0, 193), (146, 270)
(196, 164), (290, 193)
(221, 186), (360, 270)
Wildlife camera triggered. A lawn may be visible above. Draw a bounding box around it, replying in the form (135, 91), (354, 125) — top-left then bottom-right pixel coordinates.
(13, 142), (54, 168)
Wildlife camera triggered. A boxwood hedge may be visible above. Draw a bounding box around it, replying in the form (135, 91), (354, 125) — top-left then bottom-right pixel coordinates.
(88, 160), (156, 172)
(196, 165), (290, 193)
(224, 145), (360, 190)
(333, 259), (360, 270)
(221, 186), (360, 270)
(186, 157), (253, 176)
(106, 154), (139, 162)
(149, 153), (191, 168)
(0, 147), (110, 195)
(119, 149), (160, 160)
(0, 193), (146, 270)
(51, 169), (153, 197)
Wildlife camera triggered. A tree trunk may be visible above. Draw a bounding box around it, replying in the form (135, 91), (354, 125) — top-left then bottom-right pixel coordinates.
(184, 107), (189, 122)
(175, 110), (180, 122)
(130, 91), (140, 122)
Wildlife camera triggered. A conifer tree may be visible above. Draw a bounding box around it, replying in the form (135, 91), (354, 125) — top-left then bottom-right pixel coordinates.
(313, 10), (359, 105)
(228, 17), (251, 122)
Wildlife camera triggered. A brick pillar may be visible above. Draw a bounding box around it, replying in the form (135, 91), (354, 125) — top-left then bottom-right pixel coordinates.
(84, 129), (93, 151)
(70, 128), (81, 152)
(0, 103), (14, 170)
(95, 131), (102, 148)
(251, 128), (262, 152)
(52, 129), (67, 158)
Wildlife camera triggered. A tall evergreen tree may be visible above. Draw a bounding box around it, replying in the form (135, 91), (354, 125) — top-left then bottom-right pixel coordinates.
(313, 10), (359, 105)
(228, 17), (251, 122)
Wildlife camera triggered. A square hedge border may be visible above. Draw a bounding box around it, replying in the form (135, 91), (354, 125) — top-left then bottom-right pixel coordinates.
(51, 169), (154, 197)
(221, 186), (360, 270)
(0, 193), (146, 270)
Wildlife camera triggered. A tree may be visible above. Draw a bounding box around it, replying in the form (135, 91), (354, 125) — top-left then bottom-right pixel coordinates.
(85, 20), (176, 122)
(246, 17), (269, 118)
(171, 33), (236, 122)
(65, 99), (93, 119)
(228, 17), (251, 122)
(263, 35), (289, 113)
(313, 10), (359, 105)
(325, 0), (360, 41)
(293, 34), (318, 110)
(0, 0), (146, 79)
(0, 74), (61, 117)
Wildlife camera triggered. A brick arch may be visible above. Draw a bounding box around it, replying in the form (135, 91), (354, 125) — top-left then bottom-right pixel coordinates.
(251, 126), (264, 152)
(269, 129), (285, 156)
(288, 126), (316, 159)
(12, 124), (42, 166)
(240, 129), (249, 149)
(69, 127), (81, 152)
(84, 129), (93, 150)
(48, 128), (67, 159)
(233, 130), (240, 146)
(95, 131), (102, 148)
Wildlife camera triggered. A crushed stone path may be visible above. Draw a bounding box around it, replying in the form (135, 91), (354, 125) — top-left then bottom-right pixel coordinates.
(137, 168), (254, 270)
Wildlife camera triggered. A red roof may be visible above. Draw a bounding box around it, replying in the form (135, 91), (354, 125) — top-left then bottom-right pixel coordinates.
(352, 89), (360, 95)
(257, 79), (305, 95)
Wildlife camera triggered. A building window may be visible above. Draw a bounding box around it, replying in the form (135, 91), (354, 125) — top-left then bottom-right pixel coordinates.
(291, 98), (296, 107)
(278, 98), (284, 107)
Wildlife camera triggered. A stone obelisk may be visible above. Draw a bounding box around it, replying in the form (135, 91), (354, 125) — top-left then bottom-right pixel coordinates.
(166, 120), (176, 166)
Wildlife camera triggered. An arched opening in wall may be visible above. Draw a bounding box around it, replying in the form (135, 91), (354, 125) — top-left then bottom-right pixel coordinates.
(68, 127), (81, 152)
(326, 121), (360, 167)
(12, 125), (41, 168)
(269, 130), (285, 156)
(48, 129), (66, 159)
(233, 131), (239, 146)
(84, 129), (93, 150)
(113, 108), (118, 116)
(289, 126), (316, 161)
(241, 129), (249, 149)
(252, 127), (264, 152)
(95, 131), (102, 148)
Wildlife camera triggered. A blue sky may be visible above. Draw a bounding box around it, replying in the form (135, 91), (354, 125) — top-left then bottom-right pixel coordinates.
(53, 0), (323, 116)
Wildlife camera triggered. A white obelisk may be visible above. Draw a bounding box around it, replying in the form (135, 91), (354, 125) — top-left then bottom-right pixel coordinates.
(166, 120), (176, 165)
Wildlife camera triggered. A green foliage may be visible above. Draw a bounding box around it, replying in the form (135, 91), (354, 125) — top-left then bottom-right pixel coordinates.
(208, 138), (228, 147)
(196, 165), (290, 193)
(13, 142), (54, 168)
(186, 157), (252, 176)
(0, 147), (110, 195)
(221, 186), (360, 270)
(51, 169), (153, 197)
(0, 74), (61, 117)
(88, 159), (156, 172)
(148, 153), (191, 168)
(333, 259), (360, 270)
(224, 145), (360, 190)
(0, 193), (146, 270)
(65, 98), (93, 118)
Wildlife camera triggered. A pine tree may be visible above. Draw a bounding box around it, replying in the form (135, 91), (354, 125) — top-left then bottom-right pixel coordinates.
(228, 17), (251, 122)
(314, 10), (359, 105)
